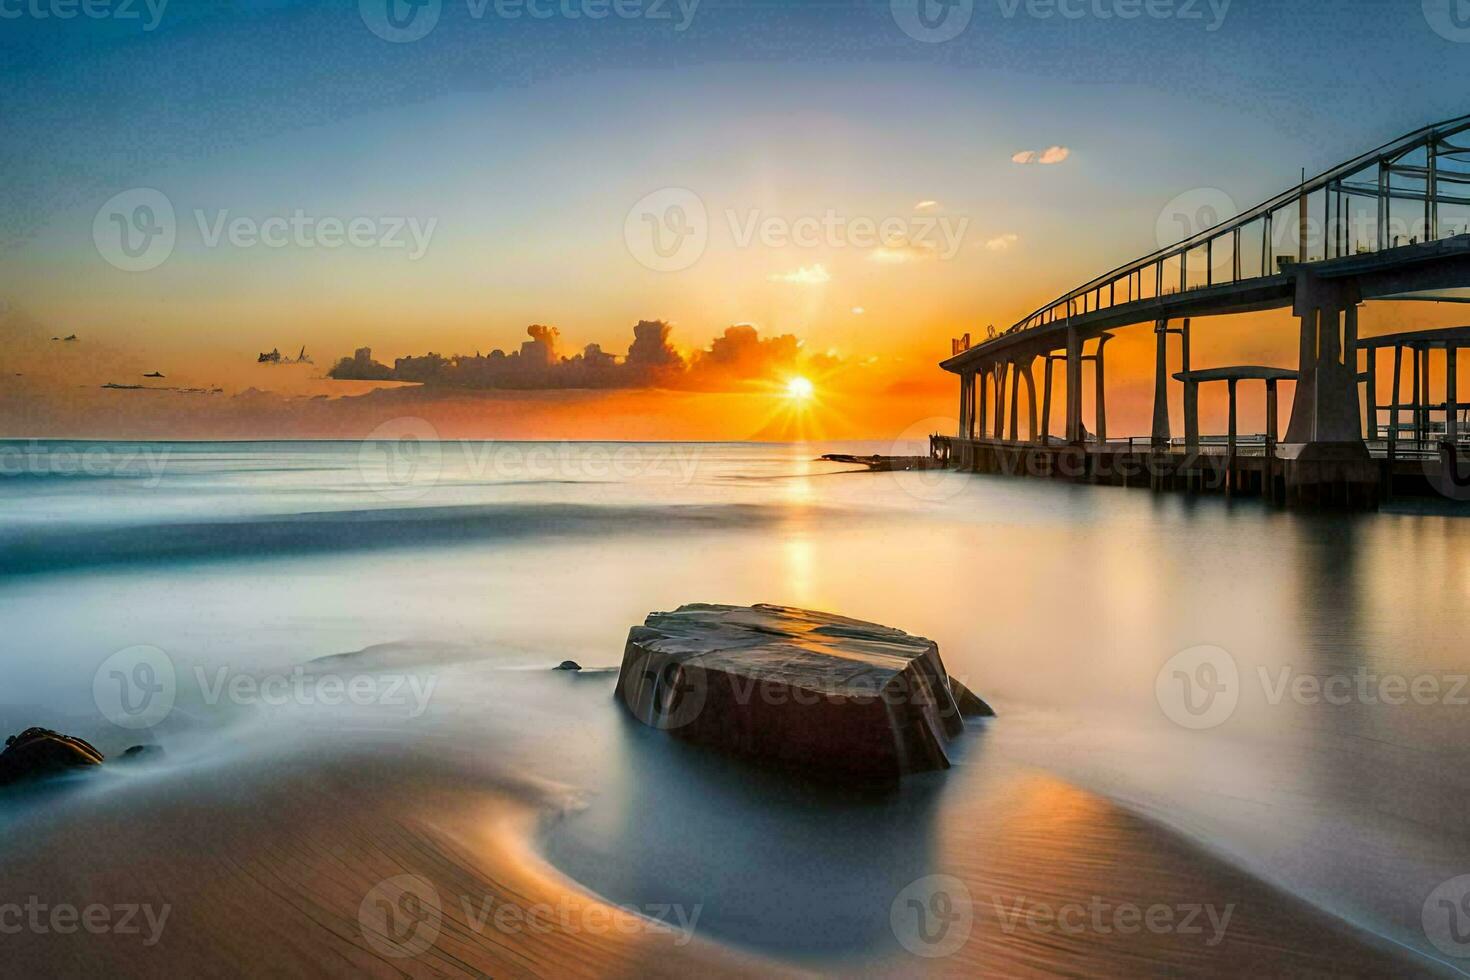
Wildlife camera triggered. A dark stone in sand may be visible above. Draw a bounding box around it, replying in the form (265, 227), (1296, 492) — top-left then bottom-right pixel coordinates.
(615, 603), (989, 781)
(553, 660), (583, 671)
(949, 677), (995, 718)
(0, 728), (104, 786)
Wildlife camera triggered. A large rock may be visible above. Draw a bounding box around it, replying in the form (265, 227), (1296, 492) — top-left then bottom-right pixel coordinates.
(0, 728), (104, 786)
(615, 604), (990, 781)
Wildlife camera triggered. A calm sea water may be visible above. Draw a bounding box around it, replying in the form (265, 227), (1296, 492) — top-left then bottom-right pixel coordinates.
(2, 439), (1468, 973)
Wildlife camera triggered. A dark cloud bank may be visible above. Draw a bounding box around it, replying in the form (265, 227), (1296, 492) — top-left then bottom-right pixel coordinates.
(329, 321), (834, 392)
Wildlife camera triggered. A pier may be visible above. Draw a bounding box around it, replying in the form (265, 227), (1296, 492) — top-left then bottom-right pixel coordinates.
(935, 114), (1470, 508)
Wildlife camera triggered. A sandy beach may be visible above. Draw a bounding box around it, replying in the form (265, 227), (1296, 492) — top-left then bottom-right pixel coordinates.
(0, 676), (1435, 977)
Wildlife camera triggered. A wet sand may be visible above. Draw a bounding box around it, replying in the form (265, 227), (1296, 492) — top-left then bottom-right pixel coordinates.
(0, 713), (1435, 978)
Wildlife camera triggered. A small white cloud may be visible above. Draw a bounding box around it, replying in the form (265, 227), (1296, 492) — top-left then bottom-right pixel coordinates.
(767, 263), (831, 285)
(914, 200), (939, 211)
(868, 242), (937, 264)
(851, 306), (866, 315)
(1012, 145), (1071, 165)
(985, 233), (1019, 252)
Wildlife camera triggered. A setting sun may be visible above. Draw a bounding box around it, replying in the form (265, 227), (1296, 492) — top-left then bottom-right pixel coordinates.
(786, 377), (815, 400)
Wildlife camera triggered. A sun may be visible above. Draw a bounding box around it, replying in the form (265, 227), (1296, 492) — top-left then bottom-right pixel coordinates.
(785, 376), (815, 401)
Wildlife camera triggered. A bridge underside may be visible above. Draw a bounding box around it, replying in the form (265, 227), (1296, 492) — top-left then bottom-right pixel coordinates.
(936, 245), (1470, 508)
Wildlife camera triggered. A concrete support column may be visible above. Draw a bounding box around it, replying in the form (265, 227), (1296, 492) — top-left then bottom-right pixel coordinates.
(1413, 346), (1425, 445)
(1282, 270), (1366, 456)
(1020, 358), (1038, 443)
(957, 372), (969, 438)
(993, 363), (1008, 440)
(1152, 319), (1171, 447)
(1040, 355), (1055, 444)
(1448, 346), (1459, 446)
(1185, 381), (1200, 453)
(1181, 319), (1196, 451)
(967, 372), (978, 438)
(1094, 335), (1112, 445)
(977, 369), (989, 442)
(1364, 347), (1378, 440)
(1227, 379), (1239, 455)
(1227, 378), (1239, 495)
(1417, 348), (1428, 443)
(1065, 327), (1083, 444)
(1008, 360), (1021, 442)
(1266, 379), (1279, 450)
(1389, 345), (1403, 461)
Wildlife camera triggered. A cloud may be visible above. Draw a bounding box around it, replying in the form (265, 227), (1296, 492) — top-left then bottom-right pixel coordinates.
(867, 242), (936, 264)
(985, 233), (1019, 252)
(767, 263), (831, 285)
(1012, 145), (1071, 165)
(330, 321), (831, 393)
(914, 200), (939, 210)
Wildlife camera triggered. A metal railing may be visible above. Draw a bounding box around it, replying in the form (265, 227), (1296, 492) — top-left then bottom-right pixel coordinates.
(960, 113), (1470, 355)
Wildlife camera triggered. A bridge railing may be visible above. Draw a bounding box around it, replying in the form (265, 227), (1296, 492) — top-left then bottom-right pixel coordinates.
(975, 114), (1470, 350)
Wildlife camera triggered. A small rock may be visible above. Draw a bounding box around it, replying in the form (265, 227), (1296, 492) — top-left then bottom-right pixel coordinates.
(948, 678), (995, 718)
(119, 744), (165, 763)
(0, 728), (104, 786)
(553, 660), (583, 671)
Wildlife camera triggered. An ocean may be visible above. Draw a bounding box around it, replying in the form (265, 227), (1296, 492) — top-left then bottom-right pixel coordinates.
(0, 438), (1467, 975)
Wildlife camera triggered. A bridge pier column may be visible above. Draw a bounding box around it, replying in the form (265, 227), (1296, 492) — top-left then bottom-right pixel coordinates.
(1389, 345), (1403, 463)
(1008, 359), (1021, 441)
(1226, 378), (1238, 496)
(1364, 347), (1378, 440)
(1094, 335), (1112, 445)
(1021, 358), (1038, 443)
(1413, 346), (1425, 447)
(1040, 355), (1055, 444)
(957, 371), (968, 438)
(1448, 346), (1459, 446)
(993, 363), (1008, 440)
(1281, 270), (1375, 504)
(1065, 327), (1083, 444)
(1181, 319), (1197, 453)
(1184, 381), (1201, 454)
(1151, 319), (1171, 448)
(1282, 270), (1368, 456)
(977, 368), (989, 442)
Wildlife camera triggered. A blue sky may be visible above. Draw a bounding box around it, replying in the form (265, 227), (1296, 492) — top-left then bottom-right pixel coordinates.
(3, 0), (1468, 396)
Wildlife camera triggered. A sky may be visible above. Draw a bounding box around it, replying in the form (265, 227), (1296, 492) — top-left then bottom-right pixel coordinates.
(3, 0), (1470, 440)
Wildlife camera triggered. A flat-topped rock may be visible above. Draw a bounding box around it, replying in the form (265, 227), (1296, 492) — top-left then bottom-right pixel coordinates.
(614, 604), (990, 781)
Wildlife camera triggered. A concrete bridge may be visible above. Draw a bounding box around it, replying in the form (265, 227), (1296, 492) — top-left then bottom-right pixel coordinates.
(936, 113), (1470, 506)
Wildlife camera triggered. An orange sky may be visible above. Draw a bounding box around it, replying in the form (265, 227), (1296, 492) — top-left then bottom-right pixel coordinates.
(4, 296), (1469, 443)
